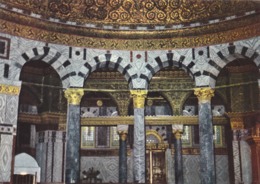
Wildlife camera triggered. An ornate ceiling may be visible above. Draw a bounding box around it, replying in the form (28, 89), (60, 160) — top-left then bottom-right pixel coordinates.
(0, 0), (259, 50)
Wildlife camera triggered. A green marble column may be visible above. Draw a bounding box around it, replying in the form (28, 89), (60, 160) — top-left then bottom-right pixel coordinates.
(64, 88), (84, 184)
(194, 87), (215, 184)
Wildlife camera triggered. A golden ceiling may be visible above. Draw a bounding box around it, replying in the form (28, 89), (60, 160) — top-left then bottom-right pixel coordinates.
(0, 0), (259, 50)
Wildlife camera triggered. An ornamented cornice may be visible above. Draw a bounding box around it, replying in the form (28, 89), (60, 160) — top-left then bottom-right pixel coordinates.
(18, 112), (228, 126)
(130, 90), (148, 108)
(64, 88), (84, 105)
(194, 87), (214, 103)
(0, 84), (21, 95)
(0, 8), (259, 50)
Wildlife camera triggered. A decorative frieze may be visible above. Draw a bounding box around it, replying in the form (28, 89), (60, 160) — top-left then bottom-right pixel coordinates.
(0, 84), (20, 96)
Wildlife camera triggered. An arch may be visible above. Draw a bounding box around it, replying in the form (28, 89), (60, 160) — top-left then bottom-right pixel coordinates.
(205, 45), (260, 87)
(146, 129), (164, 144)
(14, 46), (71, 88)
(78, 53), (137, 88)
(14, 153), (41, 182)
(141, 51), (201, 84)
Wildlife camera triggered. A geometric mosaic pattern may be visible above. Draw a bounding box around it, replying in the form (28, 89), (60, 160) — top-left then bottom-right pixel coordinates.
(0, 134), (13, 182)
(215, 155), (230, 184)
(81, 156), (120, 183)
(5, 95), (19, 125)
(0, 95), (6, 124)
(81, 155), (134, 183)
(183, 155), (200, 184)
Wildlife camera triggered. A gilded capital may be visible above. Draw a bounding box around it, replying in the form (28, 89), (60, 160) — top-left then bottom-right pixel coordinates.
(172, 124), (183, 140)
(194, 87), (214, 103)
(130, 90), (148, 108)
(173, 130), (183, 140)
(118, 131), (128, 141)
(0, 84), (20, 95)
(64, 88), (84, 105)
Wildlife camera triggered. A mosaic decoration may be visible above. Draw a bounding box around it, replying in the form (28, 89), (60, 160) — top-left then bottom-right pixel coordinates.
(0, 16), (258, 50)
(1, 0), (256, 24)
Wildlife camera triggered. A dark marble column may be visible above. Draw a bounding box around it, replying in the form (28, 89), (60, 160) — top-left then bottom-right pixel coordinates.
(130, 90), (147, 183)
(117, 125), (129, 183)
(64, 88), (84, 184)
(194, 87), (215, 184)
(172, 124), (184, 184)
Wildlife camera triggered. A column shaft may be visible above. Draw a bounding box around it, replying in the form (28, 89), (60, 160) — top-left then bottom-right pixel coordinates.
(64, 88), (84, 184)
(119, 134), (127, 183)
(194, 88), (215, 184)
(232, 130), (242, 184)
(131, 90), (147, 183)
(65, 104), (81, 183)
(174, 135), (183, 184)
(133, 108), (145, 183)
(198, 102), (215, 184)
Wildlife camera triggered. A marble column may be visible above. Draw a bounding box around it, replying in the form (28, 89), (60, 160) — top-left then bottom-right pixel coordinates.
(0, 82), (21, 184)
(172, 124), (184, 184)
(64, 88), (84, 184)
(130, 90), (147, 183)
(194, 87), (215, 184)
(117, 125), (129, 183)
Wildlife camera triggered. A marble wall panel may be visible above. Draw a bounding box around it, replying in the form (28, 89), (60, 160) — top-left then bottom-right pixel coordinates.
(36, 131), (65, 183)
(215, 155), (230, 184)
(0, 95), (6, 124)
(240, 140), (252, 184)
(81, 156), (134, 183)
(0, 134), (13, 182)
